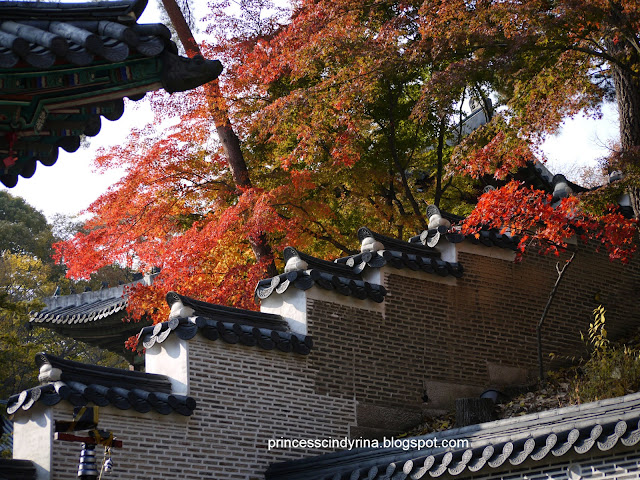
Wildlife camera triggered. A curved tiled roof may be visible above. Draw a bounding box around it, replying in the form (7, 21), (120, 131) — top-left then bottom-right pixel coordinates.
(7, 353), (195, 416)
(138, 292), (313, 355)
(255, 247), (387, 303)
(29, 282), (152, 354)
(409, 227), (520, 251)
(0, 0), (222, 188)
(335, 227), (464, 278)
(31, 288), (128, 325)
(266, 392), (640, 480)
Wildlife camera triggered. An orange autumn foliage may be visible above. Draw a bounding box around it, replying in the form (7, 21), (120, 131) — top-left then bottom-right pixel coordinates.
(55, 0), (640, 338)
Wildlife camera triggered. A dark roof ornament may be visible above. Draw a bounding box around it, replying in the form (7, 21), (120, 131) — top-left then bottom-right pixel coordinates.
(552, 174), (573, 203)
(423, 204), (452, 248)
(0, 0), (223, 188)
(160, 52), (223, 94)
(283, 246), (309, 273)
(357, 227), (384, 253)
(426, 204), (451, 230)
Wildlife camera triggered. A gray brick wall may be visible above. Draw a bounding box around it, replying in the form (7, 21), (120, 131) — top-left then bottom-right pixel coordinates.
(51, 336), (355, 480)
(305, 240), (640, 435)
(47, 238), (640, 479)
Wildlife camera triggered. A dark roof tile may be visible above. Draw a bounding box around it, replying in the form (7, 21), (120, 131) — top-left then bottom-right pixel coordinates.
(335, 227), (464, 278)
(7, 353), (195, 416)
(167, 291), (289, 331)
(255, 247), (387, 303)
(266, 392), (640, 480)
(29, 282), (152, 354)
(0, 458), (37, 480)
(0, 0), (222, 188)
(137, 292), (313, 355)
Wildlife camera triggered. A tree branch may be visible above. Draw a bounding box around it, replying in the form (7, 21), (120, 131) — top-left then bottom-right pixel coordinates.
(537, 252), (576, 382)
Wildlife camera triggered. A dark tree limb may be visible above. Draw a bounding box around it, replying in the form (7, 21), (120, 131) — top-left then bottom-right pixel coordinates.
(160, 0), (277, 277)
(537, 252), (575, 382)
(434, 115), (447, 207)
(383, 83), (427, 228)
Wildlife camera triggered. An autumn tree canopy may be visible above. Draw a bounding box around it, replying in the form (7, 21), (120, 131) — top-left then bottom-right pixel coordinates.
(56, 0), (639, 325)
(418, 0), (639, 256)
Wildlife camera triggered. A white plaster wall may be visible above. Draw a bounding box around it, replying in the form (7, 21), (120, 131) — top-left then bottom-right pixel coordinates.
(145, 335), (189, 395)
(456, 240), (517, 261)
(13, 405), (53, 480)
(435, 240), (458, 263)
(260, 281), (386, 335)
(260, 288), (308, 334)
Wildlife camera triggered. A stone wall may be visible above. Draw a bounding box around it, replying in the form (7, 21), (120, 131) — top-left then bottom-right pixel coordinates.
(304, 239), (640, 438)
(48, 335), (354, 480)
(24, 236), (640, 479)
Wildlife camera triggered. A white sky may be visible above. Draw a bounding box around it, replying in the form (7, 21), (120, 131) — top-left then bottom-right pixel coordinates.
(542, 102), (619, 180)
(2, 1), (622, 221)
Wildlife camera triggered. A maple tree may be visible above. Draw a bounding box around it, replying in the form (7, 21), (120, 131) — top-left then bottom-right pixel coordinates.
(55, 0), (639, 330)
(56, 0), (480, 324)
(418, 0), (640, 256)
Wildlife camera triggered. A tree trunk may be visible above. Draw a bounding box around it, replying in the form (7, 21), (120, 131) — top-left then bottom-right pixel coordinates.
(160, 0), (277, 277)
(610, 37), (640, 226)
(611, 57), (640, 154)
(434, 116), (446, 208)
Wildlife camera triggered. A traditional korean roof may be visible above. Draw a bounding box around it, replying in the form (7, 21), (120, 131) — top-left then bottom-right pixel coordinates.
(7, 352), (196, 416)
(267, 392), (640, 480)
(409, 226), (520, 251)
(138, 291), (313, 355)
(400, 206), (520, 251)
(514, 160), (587, 201)
(335, 227), (464, 277)
(0, 0), (223, 188)
(255, 247), (387, 303)
(0, 459), (37, 480)
(29, 280), (152, 355)
(412, 161), (598, 251)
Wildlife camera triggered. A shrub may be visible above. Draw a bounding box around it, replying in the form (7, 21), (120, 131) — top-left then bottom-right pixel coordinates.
(571, 306), (640, 403)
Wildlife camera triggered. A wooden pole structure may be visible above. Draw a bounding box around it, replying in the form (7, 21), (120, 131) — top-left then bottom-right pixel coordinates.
(159, 0), (277, 276)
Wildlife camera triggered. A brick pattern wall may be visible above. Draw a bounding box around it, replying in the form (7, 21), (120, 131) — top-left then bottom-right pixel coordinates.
(185, 339), (354, 479)
(47, 240), (640, 478)
(453, 243), (640, 375)
(51, 409), (189, 480)
(305, 241), (640, 423)
(308, 299), (427, 409)
(51, 336), (355, 480)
